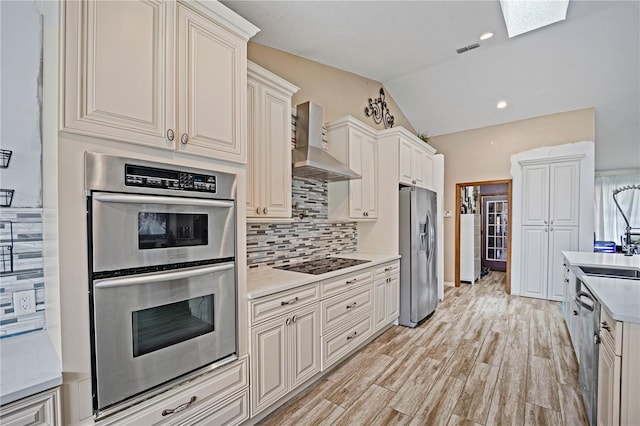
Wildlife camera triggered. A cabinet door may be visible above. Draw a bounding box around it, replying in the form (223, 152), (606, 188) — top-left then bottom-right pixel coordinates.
(412, 146), (429, 187)
(176, 3), (246, 162)
(520, 226), (549, 299)
(262, 85), (292, 218)
(386, 275), (400, 323)
(246, 79), (260, 217)
(522, 164), (549, 226)
(374, 280), (386, 331)
(63, 0), (173, 148)
(547, 226), (578, 301)
(398, 138), (413, 184)
(289, 305), (320, 390)
(597, 341), (621, 426)
(250, 319), (288, 415)
(549, 161), (580, 227)
(348, 130), (377, 219)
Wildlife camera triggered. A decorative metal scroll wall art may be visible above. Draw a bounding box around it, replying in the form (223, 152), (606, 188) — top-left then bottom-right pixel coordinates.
(364, 88), (394, 129)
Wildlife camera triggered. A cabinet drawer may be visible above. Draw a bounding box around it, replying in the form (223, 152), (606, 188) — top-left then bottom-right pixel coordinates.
(169, 389), (249, 426)
(250, 284), (319, 325)
(600, 309), (622, 356)
(321, 268), (373, 298)
(321, 310), (374, 370)
(374, 261), (399, 279)
(321, 285), (373, 334)
(100, 357), (248, 425)
(0, 388), (60, 426)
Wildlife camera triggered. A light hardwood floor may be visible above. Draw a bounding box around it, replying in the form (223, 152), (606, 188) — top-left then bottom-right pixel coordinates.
(259, 271), (589, 426)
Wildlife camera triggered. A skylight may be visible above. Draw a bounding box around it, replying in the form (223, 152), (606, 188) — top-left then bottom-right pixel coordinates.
(500, 0), (569, 38)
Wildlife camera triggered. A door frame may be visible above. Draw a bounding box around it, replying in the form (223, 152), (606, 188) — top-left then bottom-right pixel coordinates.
(455, 179), (512, 293)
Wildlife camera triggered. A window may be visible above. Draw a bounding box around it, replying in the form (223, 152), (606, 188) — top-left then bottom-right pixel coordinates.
(594, 173), (640, 244)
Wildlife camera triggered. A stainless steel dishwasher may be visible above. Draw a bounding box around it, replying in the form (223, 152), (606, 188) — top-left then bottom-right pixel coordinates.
(575, 280), (601, 426)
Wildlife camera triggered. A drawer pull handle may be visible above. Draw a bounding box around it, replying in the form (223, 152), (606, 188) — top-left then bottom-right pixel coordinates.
(281, 297), (299, 306)
(601, 321), (612, 332)
(346, 302), (357, 310)
(162, 396), (196, 416)
(346, 279), (357, 284)
(384, 267), (392, 272)
(346, 331), (358, 341)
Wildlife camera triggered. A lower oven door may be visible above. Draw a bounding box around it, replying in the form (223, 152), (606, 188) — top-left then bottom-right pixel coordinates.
(92, 262), (237, 412)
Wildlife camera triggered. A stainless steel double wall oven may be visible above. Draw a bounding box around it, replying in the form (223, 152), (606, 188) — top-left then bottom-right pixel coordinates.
(85, 153), (238, 417)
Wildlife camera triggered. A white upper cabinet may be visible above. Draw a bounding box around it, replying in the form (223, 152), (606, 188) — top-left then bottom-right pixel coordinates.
(62, 0), (258, 163)
(246, 62), (299, 220)
(379, 127), (436, 189)
(326, 116), (378, 220)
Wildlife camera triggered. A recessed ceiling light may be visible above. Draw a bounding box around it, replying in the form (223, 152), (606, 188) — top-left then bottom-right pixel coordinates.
(497, 101), (508, 109)
(480, 32), (494, 41)
(500, 0), (569, 38)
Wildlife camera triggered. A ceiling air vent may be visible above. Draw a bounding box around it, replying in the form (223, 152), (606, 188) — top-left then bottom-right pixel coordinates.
(457, 43), (480, 54)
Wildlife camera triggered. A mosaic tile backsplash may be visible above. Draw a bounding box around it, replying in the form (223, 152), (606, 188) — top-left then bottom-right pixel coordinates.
(0, 209), (45, 338)
(247, 177), (357, 269)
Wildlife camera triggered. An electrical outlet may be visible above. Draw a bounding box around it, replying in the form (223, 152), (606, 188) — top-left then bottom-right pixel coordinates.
(12, 290), (36, 315)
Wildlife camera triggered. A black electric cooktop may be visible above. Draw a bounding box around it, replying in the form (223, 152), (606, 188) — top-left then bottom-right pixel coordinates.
(274, 258), (370, 275)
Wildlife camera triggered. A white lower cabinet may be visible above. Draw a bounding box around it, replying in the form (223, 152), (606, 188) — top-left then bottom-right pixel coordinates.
(0, 387), (61, 426)
(98, 357), (249, 426)
(596, 308), (640, 426)
(374, 261), (400, 331)
(321, 311), (374, 370)
(249, 303), (320, 416)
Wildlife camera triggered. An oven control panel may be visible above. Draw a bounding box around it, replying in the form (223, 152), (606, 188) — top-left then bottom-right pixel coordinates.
(125, 164), (217, 193)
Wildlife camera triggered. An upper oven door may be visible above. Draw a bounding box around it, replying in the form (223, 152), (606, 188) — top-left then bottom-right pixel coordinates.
(90, 192), (235, 273)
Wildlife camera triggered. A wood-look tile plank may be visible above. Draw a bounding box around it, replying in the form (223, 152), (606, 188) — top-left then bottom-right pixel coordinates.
(524, 402), (562, 426)
(442, 338), (482, 381)
(409, 374), (466, 426)
(414, 319), (452, 348)
(526, 356), (560, 411)
(486, 378), (527, 425)
(499, 347), (528, 384)
(463, 316), (493, 342)
(551, 338), (579, 386)
(370, 407), (413, 426)
(447, 414), (483, 426)
(281, 398), (344, 426)
(331, 384), (394, 426)
(506, 318), (530, 350)
(376, 346), (428, 392)
(478, 331), (508, 367)
(325, 346), (375, 384)
(529, 308), (553, 359)
(326, 354), (394, 409)
(388, 356), (442, 416)
(452, 362), (499, 424)
(423, 325), (466, 362)
(261, 379), (337, 426)
(557, 383), (589, 426)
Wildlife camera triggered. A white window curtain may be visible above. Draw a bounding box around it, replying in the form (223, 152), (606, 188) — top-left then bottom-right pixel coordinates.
(594, 174), (640, 243)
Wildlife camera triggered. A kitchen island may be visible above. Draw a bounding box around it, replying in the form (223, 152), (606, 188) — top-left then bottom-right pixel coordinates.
(562, 251), (640, 426)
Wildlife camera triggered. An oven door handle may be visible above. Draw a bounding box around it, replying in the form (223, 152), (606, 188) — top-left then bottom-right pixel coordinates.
(94, 263), (234, 289)
(92, 193), (234, 208)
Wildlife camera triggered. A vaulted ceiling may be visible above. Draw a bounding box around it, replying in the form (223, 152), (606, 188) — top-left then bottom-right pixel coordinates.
(222, 1), (640, 170)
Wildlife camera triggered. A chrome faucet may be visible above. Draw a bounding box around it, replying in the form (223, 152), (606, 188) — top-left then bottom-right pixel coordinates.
(612, 184), (640, 256)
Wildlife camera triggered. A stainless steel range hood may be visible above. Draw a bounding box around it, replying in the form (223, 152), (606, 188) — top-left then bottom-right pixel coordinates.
(292, 102), (361, 182)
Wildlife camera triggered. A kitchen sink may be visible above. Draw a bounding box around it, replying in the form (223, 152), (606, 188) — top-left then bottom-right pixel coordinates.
(580, 266), (640, 280)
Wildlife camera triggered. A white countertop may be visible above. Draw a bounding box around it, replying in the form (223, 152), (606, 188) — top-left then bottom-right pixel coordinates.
(0, 330), (62, 405)
(563, 251), (640, 323)
(247, 253), (401, 299)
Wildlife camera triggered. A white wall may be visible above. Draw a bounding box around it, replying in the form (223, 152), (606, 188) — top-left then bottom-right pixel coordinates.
(0, 0), (43, 207)
(387, 1), (639, 171)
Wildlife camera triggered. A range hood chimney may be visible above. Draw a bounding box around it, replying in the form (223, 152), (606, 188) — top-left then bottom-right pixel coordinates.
(292, 102), (361, 182)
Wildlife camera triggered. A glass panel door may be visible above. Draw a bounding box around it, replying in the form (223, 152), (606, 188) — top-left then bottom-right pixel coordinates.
(486, 199), (508, 262)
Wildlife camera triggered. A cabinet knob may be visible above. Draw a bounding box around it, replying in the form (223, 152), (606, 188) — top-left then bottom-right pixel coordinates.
(573, 310), (578, 316)
(601, 321), (612, 332)
(256, 207), (261, 215)
(263, 207), (268, 215)
(180, 133), (189, 145)
(550, 220), (554, 225)
(412, 179), (417, 184)
(593, 334), (601, 345)
(291, 315), (297, 323)
(550, 227), (554, 232)
(285, 317), (291, 326)
(544, 220), (548, 225)
(166, 129), (175, 141)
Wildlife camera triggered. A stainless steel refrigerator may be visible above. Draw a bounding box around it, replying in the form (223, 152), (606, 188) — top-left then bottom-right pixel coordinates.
(398, 186), (438, 327)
